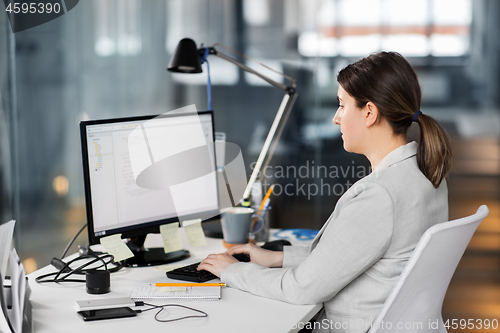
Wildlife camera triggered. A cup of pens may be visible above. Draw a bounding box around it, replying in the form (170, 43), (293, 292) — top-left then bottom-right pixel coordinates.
(249, 205), (270, 243)
(248, 185), (274, 244)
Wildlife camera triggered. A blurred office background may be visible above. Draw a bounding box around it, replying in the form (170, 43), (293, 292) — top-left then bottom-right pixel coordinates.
(0, 0), (499, 329)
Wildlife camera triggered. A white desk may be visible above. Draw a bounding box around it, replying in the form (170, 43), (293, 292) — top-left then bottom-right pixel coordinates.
(27, 232), (321, 333)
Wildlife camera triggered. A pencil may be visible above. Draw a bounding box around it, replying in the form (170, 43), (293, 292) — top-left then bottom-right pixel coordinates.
(152, 283), (226, 287)
(259, 185), (275, 212)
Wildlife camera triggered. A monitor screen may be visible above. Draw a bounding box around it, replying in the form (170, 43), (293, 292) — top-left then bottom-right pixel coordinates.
(80, 111), (218, 266)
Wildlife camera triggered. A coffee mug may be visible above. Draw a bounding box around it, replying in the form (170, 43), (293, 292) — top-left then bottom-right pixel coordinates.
(221, 207), (256, 247)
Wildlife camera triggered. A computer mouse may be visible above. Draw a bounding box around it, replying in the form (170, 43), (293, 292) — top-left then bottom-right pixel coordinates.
(261, 239), (292, 251)
(232, 253), (251, 262)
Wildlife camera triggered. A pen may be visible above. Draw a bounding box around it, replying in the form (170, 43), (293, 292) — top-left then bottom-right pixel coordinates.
(152, 283), (226, 287)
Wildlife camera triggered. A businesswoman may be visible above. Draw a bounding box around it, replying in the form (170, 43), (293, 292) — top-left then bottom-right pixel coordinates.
(199, 52), (451, 333)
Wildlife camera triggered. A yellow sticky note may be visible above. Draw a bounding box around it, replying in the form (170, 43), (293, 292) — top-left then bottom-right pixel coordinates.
(160, 223), (183, 253)
(100, 234), (134, 262)
(183, 219), (207, 247)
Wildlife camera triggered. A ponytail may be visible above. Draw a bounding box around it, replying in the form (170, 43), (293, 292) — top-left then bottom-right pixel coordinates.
(416, 114), (452, 188)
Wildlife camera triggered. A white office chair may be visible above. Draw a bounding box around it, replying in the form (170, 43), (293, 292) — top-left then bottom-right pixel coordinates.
(368, 205), (489, 333)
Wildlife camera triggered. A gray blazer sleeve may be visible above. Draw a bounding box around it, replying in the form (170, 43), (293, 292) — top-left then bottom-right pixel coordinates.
(221, 181), (394, 305)
(282, 246), (310, 268)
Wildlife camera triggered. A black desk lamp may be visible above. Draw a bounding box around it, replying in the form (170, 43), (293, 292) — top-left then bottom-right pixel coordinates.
(167, 38), (298, 203)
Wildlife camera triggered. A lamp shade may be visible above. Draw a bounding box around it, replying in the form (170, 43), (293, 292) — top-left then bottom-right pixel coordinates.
(167, 38), (203, 73)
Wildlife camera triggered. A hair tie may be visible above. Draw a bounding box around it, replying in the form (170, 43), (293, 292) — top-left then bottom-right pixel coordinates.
(412, 110), (422, 122)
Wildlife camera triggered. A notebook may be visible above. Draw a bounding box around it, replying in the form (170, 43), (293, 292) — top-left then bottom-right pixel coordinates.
(130, 283), (221, 301)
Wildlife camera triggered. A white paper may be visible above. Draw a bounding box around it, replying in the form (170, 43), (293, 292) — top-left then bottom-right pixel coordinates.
(0, 220), (15, 282)
(0, 273), (13, 333)
(9, 249), (25, 333)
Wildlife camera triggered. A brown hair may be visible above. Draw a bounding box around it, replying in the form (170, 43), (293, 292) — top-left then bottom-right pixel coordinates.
(337, 52), (452, 188)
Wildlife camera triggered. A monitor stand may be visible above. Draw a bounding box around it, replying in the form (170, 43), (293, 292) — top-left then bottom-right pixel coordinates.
(122, 235), (190, 267)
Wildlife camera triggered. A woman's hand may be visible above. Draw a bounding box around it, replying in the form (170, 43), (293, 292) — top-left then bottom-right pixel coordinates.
(227, 243), (283, 268)
(198, 253), (239, 277)
(197, 243), (285, 277)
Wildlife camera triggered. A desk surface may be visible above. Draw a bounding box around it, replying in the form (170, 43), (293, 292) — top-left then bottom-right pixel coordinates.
(27, 232), (321, 333)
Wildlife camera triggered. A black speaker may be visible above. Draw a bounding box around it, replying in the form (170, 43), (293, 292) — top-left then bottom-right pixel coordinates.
(86, 270), (110, 295)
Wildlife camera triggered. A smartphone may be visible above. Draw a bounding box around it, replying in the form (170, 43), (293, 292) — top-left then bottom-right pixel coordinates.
(77, 307), (137, 321)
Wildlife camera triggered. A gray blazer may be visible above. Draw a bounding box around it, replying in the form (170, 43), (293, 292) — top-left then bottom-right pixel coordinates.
(221, 142), (448, 333)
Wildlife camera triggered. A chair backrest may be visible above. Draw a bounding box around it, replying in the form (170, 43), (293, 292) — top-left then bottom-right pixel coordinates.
(368, 205), (489, 333)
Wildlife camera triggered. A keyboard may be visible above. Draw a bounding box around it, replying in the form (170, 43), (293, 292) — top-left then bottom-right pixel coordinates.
(166, 262), (218, 282)
(166, 253), (251, 282)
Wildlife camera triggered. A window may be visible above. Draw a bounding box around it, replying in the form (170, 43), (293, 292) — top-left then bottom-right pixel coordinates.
(297, 0), (472, 57)
(94, 0), (142, 57)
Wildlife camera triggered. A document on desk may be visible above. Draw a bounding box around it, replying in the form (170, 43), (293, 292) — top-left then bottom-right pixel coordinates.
(130, 283), (220, 301)
(9, 249), (25, 333)
(0, 220), (15, 281)
(0, 272), (13, 333)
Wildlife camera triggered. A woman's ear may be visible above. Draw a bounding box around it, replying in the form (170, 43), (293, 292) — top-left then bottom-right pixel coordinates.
(364, 102), (379, 128)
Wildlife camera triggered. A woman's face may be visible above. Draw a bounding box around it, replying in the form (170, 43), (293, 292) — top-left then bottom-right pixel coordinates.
(333, 85), (367, 154)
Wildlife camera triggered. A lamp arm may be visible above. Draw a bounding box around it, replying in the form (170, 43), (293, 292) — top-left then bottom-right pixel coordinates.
(211, 43), (296, 85)
(208, 47), (294, 92)
(202, 44), (298, 202)
(241, 89), (298, 201)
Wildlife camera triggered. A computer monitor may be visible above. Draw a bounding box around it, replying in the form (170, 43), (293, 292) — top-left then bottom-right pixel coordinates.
(80, 111), (218, 267)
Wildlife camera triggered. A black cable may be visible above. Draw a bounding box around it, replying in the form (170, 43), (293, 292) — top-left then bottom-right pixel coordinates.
(61, 223), (87, 259)
(54, 254), (109, 281)
(38, 222), (124, 284)
(141, 302), (208, 323)
(35, 253), (122, 284)
(35, 254), (107, 283)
